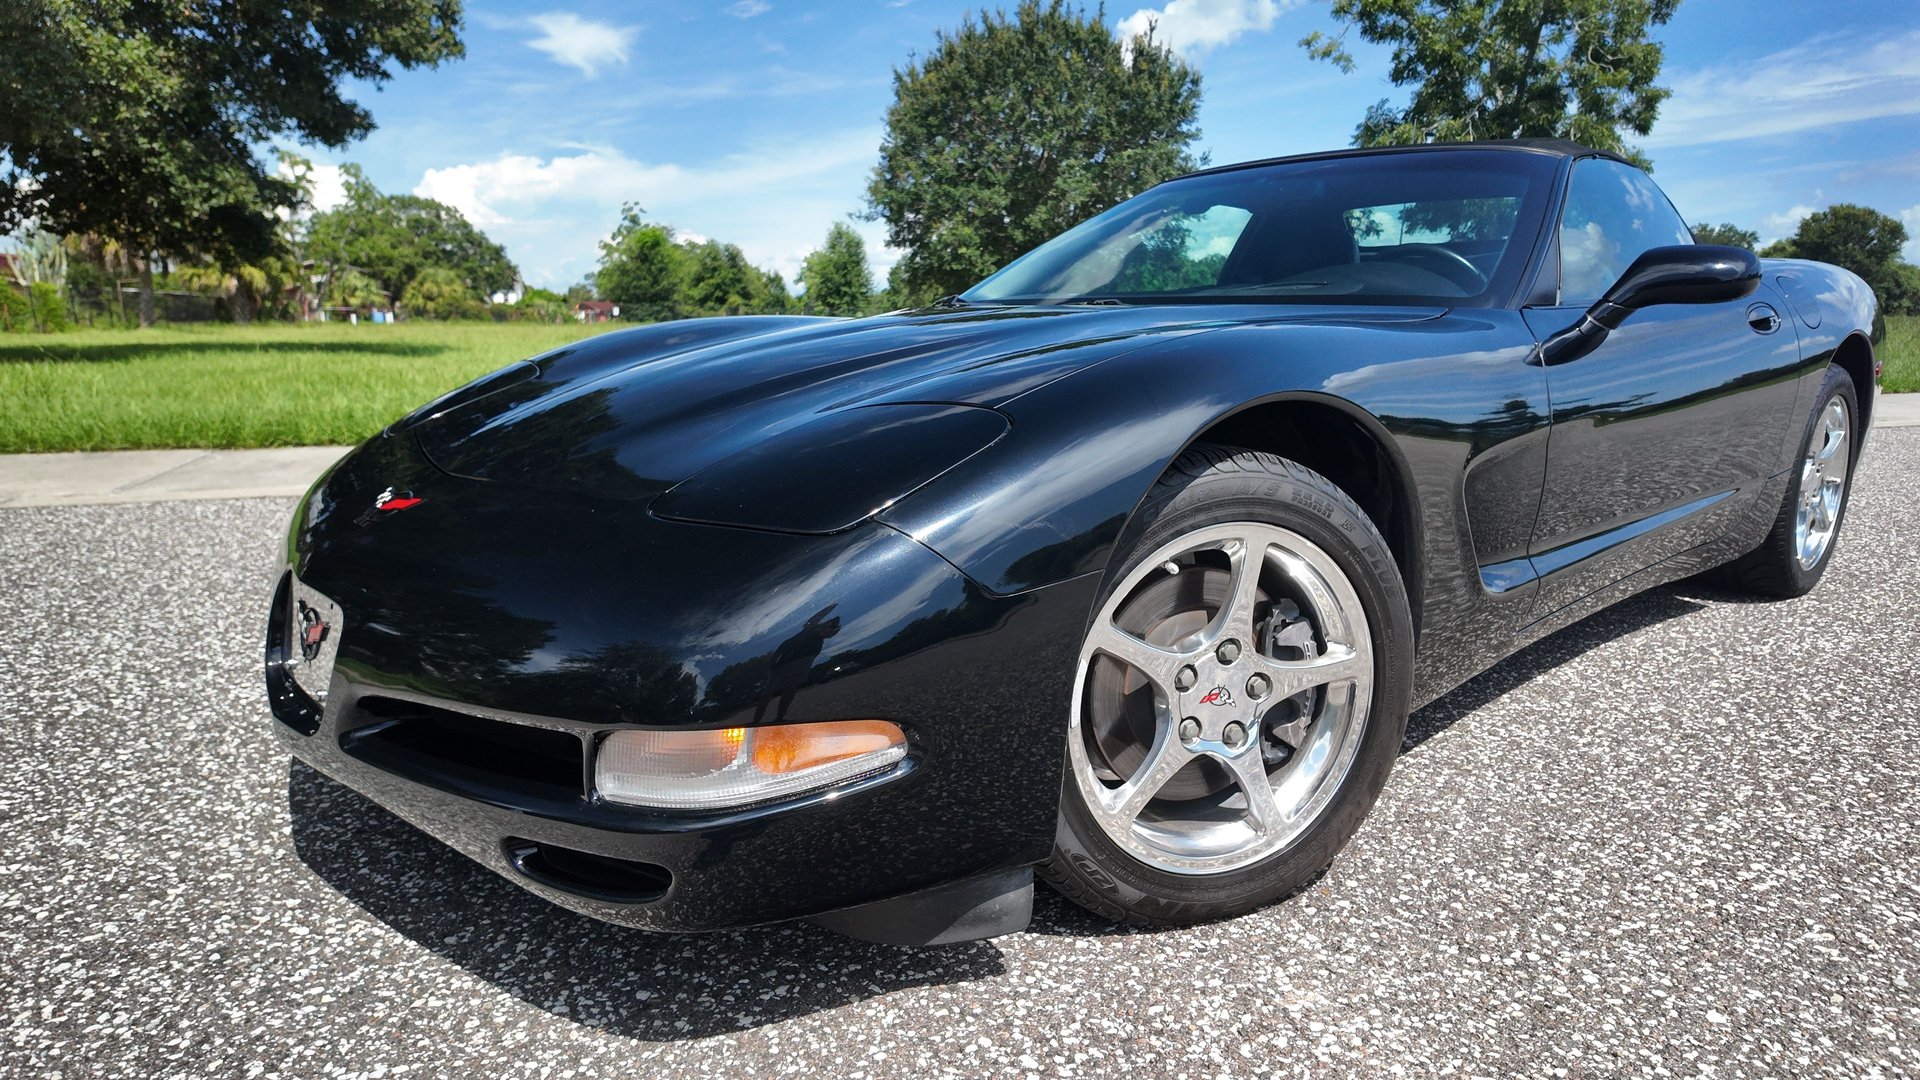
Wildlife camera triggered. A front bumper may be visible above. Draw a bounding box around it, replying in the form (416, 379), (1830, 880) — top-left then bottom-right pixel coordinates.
(268, 433), (1095, 934)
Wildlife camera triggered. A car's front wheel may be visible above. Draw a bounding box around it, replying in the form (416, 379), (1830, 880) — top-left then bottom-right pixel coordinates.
(1044, 445), (1413, 926)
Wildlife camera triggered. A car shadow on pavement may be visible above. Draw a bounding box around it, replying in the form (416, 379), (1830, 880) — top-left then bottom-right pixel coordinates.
(287, 761), (1006, 1041)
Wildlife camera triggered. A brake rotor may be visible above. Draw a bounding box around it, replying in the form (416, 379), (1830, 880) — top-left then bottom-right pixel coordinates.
(1084, 563), (1239, 802)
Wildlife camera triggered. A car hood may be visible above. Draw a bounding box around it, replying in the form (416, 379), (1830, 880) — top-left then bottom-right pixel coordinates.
(413, 304), (1437, 499)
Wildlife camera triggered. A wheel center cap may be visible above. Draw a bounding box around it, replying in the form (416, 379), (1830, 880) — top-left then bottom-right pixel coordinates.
(1197, 684), (1235, 708)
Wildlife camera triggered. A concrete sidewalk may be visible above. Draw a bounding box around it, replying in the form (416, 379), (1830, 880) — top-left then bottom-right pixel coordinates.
(2, 394), (1916, 509)
(1882, 390), (1920, 429)
(0, 446), (348, 507)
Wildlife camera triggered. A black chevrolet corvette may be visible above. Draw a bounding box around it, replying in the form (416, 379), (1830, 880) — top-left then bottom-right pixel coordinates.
(268, 141), (1882, 944)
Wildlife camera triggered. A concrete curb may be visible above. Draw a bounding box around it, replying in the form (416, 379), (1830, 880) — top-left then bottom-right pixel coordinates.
(0, 446), (350, 508)
(1, 393), (1914, 509)
(1879, 391), (1920, 429)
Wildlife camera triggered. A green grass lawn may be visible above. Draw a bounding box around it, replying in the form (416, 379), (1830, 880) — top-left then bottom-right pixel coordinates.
(2, 314), (1915, 454)
(1881, 315), (1920, 394)
(0, 322), (621, 453)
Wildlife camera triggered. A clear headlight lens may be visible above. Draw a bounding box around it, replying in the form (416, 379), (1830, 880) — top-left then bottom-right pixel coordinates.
(595, 720), (907, 810)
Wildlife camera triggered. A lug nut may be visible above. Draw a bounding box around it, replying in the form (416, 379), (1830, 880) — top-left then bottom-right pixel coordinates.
(1216, 639), (1241, 664)
(1223, 721), (1247, 748)
(1178, 717), (1201, 743)
(1175, 665), (1198, 691)
(1247, 673), (1272, 700)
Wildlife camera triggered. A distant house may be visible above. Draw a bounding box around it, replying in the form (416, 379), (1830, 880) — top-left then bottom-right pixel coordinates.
(489, 275), (525, 305)
(573, 300), (620, 323)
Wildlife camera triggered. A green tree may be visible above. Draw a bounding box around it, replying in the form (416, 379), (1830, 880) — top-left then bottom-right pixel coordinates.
(306, 166), (515, 301)
(1302, 0), (1677, 166)
(679, 240), (757, 315)
(1765, 204), (1920, 315)
(326, 268), (385, 310)
(0, 0), (463, 326)
(173, 260), (290, 323)
(508, 286), (568, 323)
(798, 223), (874, 316)
(400, 266), (481, 319)
(678, 240), (793, 316)
(595, 205), (685, 320)
(0, 286), (30, 333)
(1691, 223), (1759, 250)
(8, 230), (68, 289)
(752, 267), (794, 315)
(866, 0), (1204, 299)
(27, 282), (70, 331)
(876, 263), (940, 311)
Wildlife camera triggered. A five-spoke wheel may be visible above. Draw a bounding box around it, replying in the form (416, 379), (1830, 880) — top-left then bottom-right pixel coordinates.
(1070, 523), (1373, 874)
(1794, 394), (1851, 570)
(1045, 446), (1412, 926)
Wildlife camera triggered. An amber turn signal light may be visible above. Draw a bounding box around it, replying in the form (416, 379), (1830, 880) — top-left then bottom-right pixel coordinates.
(596, 720), (907, 810)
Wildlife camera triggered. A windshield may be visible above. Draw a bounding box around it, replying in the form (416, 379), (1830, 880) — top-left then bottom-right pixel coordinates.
(963, 149), (1558, 307)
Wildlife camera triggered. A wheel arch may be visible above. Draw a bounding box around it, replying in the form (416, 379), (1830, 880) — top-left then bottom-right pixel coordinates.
(1831, 331), (1876, 440)
(1154, 392), (1425, 637)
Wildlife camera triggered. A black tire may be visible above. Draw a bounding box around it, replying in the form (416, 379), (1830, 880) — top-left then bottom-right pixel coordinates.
(1043, 445), (1414, 927)
(1716, 365), (1860, 598)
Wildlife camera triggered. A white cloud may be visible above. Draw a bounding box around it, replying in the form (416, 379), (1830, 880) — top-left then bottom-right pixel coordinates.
(1115, 0), (1296, 59)
(411, 130), (888, 289)
(273, 157), (348, 218)
(728, 0), (770, 17)
(1648, 30), (1920, 148)
(305, 163), (348, 213)
(527, 12), (639, 78)
(1903, 206), (1920, 264)
(1761, 202), (1821, 246)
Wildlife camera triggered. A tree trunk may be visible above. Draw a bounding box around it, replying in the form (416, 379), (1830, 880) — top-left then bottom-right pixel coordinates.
(137, 258), (156, 328)
(230, 280), (256, 324)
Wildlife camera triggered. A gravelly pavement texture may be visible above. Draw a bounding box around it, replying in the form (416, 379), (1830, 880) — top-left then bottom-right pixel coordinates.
(3, 431), (1916, 1080)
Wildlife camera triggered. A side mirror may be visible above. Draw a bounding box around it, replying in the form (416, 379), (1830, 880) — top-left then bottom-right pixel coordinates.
(1539, 244), (1762, 365)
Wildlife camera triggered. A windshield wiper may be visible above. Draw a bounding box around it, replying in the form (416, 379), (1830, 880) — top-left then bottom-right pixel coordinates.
(930, 294), (976, 308)
(1060, 296), (1126, 306)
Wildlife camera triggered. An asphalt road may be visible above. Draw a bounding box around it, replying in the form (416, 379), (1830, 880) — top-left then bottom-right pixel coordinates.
(4, 431), (1916, 1079)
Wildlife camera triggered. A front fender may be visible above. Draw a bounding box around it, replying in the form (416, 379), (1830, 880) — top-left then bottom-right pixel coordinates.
(878, 309), (1553, 706)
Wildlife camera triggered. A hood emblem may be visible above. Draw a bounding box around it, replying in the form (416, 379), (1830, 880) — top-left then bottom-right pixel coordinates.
(1198, 685), (1234, 707)
(373, 486), (423, 512)
(357, 486), (423, 525)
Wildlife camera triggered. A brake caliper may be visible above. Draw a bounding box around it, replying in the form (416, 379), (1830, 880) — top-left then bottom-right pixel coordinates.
(1260, 599), (1319, 763)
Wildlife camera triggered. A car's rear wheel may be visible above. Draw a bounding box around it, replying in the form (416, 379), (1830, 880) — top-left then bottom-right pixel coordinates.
(1716, 365), (1859, 598)
(1044, 445), (1413, 926)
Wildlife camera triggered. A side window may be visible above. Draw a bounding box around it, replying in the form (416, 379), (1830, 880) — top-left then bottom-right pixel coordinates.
(1556, 158), (1694, 306)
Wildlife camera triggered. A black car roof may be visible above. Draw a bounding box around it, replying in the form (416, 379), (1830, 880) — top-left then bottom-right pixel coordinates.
(1180, 139), (1631, 180)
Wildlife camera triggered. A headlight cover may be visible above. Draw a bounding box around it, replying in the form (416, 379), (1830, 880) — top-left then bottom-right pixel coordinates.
(650, 403), (1008, 534)
(595, 721), (908, 810)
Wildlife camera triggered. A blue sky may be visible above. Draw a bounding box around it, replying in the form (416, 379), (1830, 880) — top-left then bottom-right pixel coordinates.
(297, 0), (1920, 291)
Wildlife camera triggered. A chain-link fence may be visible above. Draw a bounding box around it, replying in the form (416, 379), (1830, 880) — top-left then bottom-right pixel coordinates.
(48, 286), (229, 327)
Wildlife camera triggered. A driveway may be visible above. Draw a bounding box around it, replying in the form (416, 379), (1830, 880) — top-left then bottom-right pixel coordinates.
(3, 432), (1915, 1078)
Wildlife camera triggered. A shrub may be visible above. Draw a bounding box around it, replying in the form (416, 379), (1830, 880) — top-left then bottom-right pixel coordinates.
(31, 282), (73, 330)
(0, 285), (29, 332)
(399, 267), (484, 320)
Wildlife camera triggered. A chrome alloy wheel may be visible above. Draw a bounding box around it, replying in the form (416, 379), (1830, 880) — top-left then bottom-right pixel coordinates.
(1068, 522), (1374, 875)
(1794, 394), (1852, 570)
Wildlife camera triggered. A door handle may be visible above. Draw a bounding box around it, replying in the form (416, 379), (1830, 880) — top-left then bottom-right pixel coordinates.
(1747, 303), (1782, 334)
